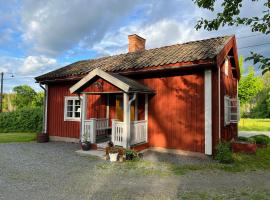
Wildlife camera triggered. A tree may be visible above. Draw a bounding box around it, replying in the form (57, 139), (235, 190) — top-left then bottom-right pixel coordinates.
(194, 0), (270, 73)
(12, 85), (37, 109)
(238, 66), (263, 104)
(32, 92), (44, 107)
(250, 71), (270, 118)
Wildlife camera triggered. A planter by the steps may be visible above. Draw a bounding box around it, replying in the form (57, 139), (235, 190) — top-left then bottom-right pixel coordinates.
(37, 133), (49, 143)
(80, 141), (91, 151)
(232, 141), (256, 154)
(109, 152), (118, 162)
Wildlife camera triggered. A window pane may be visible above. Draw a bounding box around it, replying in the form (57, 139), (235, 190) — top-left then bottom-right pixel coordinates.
(67, 111), (73, 117)
(67, 100), (73, 106)
(67, 105), (73, 111)
(74, 112), (80, 118)
(75, 100), (80, 105)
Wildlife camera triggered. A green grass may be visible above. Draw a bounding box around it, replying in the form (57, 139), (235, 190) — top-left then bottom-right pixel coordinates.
(0, 132), (37, 143)
(239, 118), (270, 131)
(98, 146), (270, 176)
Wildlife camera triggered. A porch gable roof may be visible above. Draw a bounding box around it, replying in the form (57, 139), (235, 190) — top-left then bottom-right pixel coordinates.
(70, 68), (154, 94)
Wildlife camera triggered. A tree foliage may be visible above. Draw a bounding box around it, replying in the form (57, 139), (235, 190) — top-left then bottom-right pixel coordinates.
(238, 66), (263, 104)
(12, 85), (40, 109)
(194, 0), (270, 72)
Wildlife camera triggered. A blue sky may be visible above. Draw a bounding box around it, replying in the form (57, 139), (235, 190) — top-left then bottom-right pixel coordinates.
(0, 0), (269, 92)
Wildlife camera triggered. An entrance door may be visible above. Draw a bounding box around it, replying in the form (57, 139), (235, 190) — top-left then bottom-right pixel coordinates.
(115, 95), (135, 121)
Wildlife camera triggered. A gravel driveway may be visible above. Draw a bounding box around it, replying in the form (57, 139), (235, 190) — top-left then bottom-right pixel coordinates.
(1, 142), (270, 200)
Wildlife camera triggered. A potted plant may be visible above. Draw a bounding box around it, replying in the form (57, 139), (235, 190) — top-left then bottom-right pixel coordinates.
(109, 147), (119, 162)
(80, 134), (91, 151)
(126, 149), (136, 160)
(37, 132), (49, 143)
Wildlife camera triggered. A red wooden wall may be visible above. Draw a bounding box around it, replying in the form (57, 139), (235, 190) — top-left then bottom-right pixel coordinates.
(136, 70), (205, 153)
(47, 82), (80, 138)
(220, 58), (238, 141)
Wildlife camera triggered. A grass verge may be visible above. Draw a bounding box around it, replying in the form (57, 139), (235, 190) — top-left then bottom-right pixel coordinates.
(0, 132), (37, 143)
(239, 118), (270, 131)
(98, 146), (270, 176)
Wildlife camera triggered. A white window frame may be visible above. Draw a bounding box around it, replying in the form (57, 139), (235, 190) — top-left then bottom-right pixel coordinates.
(224, 96), (240, 125)
(64, 96), (82, 121)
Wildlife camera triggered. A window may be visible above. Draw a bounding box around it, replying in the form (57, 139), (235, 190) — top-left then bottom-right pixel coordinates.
(64, 96), (81, 121)
(224, 96), (240, 125)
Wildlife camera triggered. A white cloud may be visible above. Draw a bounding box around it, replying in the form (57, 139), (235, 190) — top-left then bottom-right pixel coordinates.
(92, 18), (201, 56)
(0, 55), (57, 75)
(20, 0), (141, 56)
(19, 55), (57, 74)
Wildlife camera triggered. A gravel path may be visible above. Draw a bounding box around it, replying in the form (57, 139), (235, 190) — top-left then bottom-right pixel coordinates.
(1, 142), (270, 200)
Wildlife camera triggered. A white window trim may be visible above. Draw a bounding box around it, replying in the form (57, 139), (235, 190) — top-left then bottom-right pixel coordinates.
(64, 96), (82, 121)
(224, 96), (240, 125)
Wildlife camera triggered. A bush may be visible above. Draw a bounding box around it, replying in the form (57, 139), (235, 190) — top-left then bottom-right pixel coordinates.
(0, 107), (43, 133)
(250, 135), (270, 145)
(215, 142), (233, 164)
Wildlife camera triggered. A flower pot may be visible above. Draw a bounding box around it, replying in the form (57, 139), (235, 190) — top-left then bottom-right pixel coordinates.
(37, 133), (49, 143)
(109, 152), (118, 162)
(126, 154), (134, 160)
(80, 142), (91, 151)
(232, 141), (256, 154)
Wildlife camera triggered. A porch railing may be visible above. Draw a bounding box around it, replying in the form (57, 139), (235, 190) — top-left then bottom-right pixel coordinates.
(111, 119), (148, 147)
(111, 119), (125, 146)
(130, 120), (147, 145)
(83, 118), (110, 143)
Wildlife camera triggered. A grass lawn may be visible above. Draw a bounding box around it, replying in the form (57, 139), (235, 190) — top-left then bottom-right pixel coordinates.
(239, 118), (270, 131)
(0, 132), (37, 143)
(98, 146), (270, 176)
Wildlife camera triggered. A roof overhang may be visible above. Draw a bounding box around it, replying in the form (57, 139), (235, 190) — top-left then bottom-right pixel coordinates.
(70, 68), (154, 94)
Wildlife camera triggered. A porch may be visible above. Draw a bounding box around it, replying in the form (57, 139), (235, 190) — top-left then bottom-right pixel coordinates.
(81, 93), (149, 148)
(70, 68), (154, 148)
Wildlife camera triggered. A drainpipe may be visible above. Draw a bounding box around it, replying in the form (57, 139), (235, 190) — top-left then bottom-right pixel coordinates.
(127, 93), (137, 147)
(39, 83), (47, 134)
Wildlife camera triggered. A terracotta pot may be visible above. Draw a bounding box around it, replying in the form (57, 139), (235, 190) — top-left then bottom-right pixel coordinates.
(80, 142), (91, 151)
(37, 133), (49, 143)
(232, 141), (256, 154)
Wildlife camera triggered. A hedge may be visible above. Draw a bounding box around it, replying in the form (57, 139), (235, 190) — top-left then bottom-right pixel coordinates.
(0, 107), (43, 133)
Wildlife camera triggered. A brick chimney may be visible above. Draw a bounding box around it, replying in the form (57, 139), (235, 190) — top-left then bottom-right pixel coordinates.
(128, 34), (146, 53)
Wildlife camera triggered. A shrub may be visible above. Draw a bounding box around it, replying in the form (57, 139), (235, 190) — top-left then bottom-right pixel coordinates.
(250, 135), (270, 145)
(0, 107), (43, 133)
(215, 142), (233, 164)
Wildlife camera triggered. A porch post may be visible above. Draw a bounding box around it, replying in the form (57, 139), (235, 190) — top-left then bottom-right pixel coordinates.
(123, 93), (130, 148)
(145, 94), (148, 142)
(106, 94), (109, 119)
(80, 93), (87, 142)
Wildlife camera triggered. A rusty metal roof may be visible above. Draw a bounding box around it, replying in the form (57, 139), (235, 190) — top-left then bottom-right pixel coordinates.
(36, 35), (232, 82)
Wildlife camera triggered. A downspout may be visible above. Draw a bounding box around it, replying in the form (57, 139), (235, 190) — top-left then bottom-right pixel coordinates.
(39, 83), (47, 134)
(218, 66), (221, 140)
(127, 93), (137, 147)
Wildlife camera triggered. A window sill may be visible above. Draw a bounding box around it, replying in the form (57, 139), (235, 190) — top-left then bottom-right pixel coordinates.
(64, 118), (81, 122)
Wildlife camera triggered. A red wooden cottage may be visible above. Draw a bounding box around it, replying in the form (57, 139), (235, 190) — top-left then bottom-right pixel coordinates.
(35, 34), (240, 156)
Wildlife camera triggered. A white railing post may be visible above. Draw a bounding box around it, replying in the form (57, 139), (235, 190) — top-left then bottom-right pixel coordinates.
(123, 93), (130, 148)
(145, 94), (148, 142)
(90, 119), (96, 143)
(81, 94), (87, 142)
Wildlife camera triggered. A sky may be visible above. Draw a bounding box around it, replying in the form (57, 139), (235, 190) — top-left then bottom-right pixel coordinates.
(0, 0), (269, 92)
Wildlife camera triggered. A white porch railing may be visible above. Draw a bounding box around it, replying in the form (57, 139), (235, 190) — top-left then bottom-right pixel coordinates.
(111, 119), (148, 147)
(83, 118), (110, 143)
(111, 119), (125, 146)
(130, 120), (147, 145)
